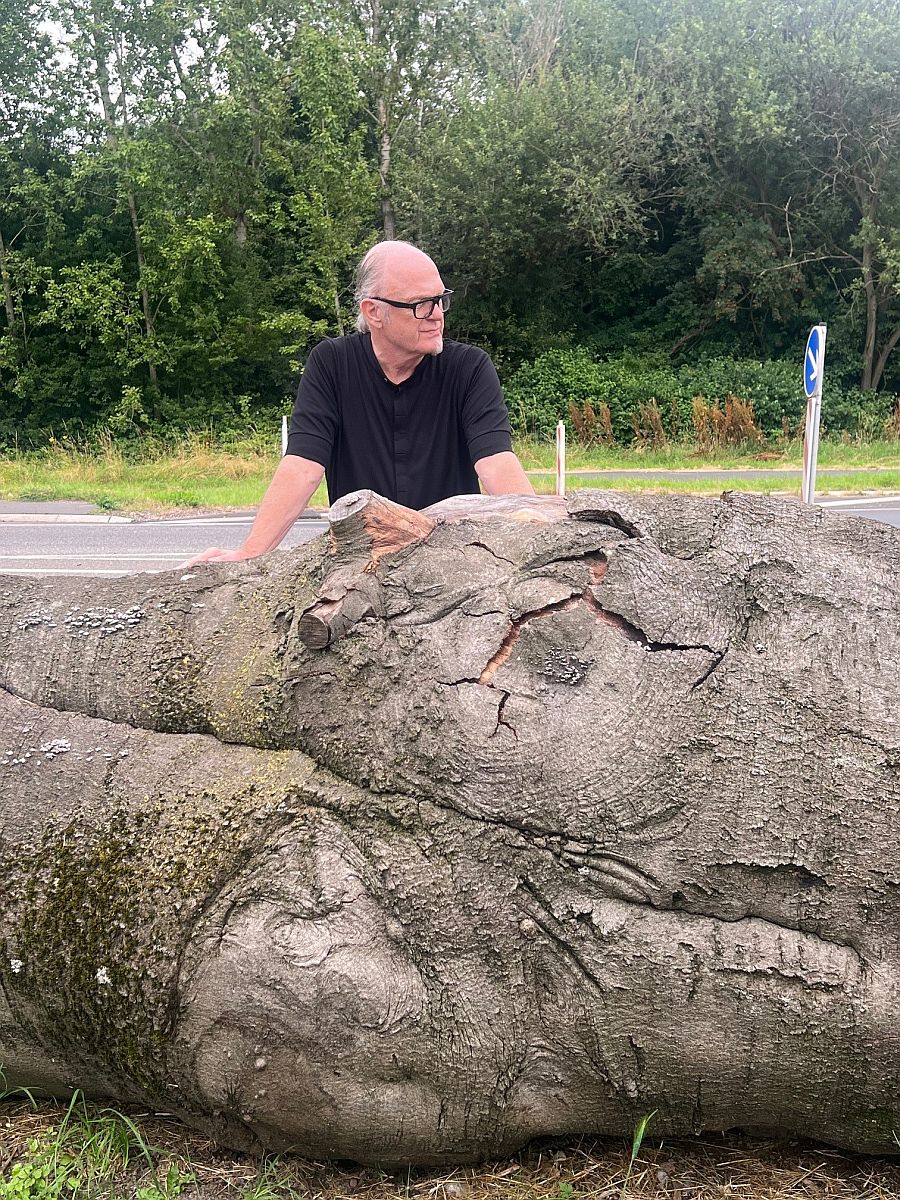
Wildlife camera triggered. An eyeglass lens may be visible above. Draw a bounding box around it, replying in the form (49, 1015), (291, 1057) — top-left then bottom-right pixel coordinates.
(414, 292), (451, 318)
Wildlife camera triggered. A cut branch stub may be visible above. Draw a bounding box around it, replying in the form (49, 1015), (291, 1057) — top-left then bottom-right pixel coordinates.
(328, 490), (436, 564)
(297, 581), (380, 650)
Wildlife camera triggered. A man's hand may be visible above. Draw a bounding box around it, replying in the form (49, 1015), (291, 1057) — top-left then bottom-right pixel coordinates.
(178, 455), (326, 570)
(179, 546), (256, 569)
(474, 450), (535, 496)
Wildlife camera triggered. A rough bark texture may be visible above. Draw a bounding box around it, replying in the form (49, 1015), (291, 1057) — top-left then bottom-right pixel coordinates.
(0, 489), (898, 1165)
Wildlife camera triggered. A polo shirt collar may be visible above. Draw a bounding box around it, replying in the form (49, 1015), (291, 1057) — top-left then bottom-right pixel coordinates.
(362, 332), (433, 390)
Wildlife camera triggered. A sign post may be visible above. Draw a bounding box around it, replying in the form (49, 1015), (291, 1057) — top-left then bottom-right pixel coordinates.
(801, 324), (827, 504)
(555, 421), (566, 496)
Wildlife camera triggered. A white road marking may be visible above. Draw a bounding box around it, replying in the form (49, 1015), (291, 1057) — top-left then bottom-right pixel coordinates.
(819, 495), (900, 507)
(0, 554), (185, 561)
(0, 568), (158, 576)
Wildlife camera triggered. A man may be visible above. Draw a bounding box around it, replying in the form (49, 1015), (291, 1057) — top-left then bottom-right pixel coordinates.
(185, 240), (533, 566)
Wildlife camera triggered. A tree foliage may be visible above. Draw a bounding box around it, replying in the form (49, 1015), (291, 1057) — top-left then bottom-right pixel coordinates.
(0, 0), (898, 444)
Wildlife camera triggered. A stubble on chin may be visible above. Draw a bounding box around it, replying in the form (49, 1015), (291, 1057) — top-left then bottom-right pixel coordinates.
(427, 338), (444, 357)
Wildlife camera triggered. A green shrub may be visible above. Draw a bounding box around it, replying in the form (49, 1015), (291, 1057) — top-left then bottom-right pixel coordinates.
(504, 347), (900, 444)
(821, 386), (896, 440)
(504, 349), (683, 441)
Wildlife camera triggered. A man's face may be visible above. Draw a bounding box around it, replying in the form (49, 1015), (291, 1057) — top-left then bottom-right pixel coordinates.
(372, 254), (446, 359)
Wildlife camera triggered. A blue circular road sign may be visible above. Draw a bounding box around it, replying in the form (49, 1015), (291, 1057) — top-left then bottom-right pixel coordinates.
(804, 327), (822, 398)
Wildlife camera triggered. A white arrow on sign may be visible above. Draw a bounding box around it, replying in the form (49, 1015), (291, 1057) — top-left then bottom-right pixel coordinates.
(806, 345), (818, 384)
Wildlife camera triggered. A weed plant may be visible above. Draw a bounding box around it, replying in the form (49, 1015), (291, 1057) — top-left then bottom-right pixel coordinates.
(0, 1091), (190, 1200)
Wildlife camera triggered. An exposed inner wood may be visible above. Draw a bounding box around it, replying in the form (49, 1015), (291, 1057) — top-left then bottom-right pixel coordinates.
(426, 494), (568, 524)
(329, 490), (437, 564)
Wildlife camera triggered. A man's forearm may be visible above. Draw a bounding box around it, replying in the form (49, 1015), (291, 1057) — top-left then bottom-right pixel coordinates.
(240, 455), (325, 557)
(474, 451), (535, 496)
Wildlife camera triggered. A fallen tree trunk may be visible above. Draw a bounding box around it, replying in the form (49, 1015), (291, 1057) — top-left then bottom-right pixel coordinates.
(0, 489), (898, 1164)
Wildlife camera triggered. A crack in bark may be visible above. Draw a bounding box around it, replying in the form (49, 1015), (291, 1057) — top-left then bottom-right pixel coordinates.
(467, 541), (516, 566)
(436, 681), (518, 742)
(691, 649), (729, 690)
(522, 547), (611, 574)
(479, 595), (584, 684)
(519, 879), (608, 994)
(573, 507), (642, 539)
(477, 587), (723, 687)
(491, 690), (517, 741)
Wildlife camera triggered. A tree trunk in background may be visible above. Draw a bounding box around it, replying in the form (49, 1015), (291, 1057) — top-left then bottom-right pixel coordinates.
(0, 227), (16, 334)
(88, 0), (160, 397)
(378, 109), (396, 240)
(1, 490), (899, 1164)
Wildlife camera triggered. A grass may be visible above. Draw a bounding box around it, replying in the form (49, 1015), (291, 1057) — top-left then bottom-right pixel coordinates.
(0, 432), (897, 514)
(0, 1093), (189, 1200)
(0, 432), (329, 514)
(513, 436), (900, 472)
(4, 1097), (900, 1200)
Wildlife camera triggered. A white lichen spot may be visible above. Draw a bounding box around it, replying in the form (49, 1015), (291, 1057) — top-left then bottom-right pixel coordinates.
(64, 605), (146, 639)
(95, 966), (112, 986)
(15, 607), (57, 632)
(9, 959), (23, 974)
(40, 739), (71, 760)
(180, 574), (196, 581)
(254, 1057), (267, 1071)
(3, 738), (72, 768)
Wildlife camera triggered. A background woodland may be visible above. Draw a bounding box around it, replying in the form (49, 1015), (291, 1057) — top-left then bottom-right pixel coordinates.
(1, 0), (899, 445)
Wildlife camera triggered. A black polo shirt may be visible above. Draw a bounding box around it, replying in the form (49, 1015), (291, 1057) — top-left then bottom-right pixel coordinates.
(285, 333), (513, 509)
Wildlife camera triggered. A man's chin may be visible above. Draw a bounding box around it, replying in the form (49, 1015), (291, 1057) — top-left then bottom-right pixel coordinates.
(427, 338), (443, 356)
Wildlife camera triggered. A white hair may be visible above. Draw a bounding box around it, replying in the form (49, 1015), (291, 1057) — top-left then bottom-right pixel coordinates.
(354, 240), (425, 333)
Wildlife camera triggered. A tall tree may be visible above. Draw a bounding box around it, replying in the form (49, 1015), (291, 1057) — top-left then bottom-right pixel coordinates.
(638, 0), (900, 386)
(316, 0), (485, 239)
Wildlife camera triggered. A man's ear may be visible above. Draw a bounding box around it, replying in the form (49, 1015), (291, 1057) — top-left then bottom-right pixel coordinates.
(360, 297), (383, 329)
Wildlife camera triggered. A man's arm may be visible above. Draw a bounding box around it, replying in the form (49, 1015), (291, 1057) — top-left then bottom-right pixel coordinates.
(474, 450), (535, 496)
(181, 455), (325, 567)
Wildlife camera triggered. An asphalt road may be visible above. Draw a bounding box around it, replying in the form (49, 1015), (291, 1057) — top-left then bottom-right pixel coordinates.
(0, 513), (329, 576)
(0, 496), (898, 576)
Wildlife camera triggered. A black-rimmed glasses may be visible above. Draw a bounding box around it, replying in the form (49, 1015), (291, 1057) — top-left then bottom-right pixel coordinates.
(368, 289), (453, 319)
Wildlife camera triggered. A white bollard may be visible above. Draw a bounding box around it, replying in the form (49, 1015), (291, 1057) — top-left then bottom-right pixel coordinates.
(555, 420), (566, 497)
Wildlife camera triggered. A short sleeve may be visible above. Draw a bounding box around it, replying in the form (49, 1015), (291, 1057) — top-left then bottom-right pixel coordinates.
(286, 342), (339, 467)
(460, 350), (513, 463)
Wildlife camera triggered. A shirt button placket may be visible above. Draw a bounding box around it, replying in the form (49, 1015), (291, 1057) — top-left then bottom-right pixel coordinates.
(393, 384), (409, 507)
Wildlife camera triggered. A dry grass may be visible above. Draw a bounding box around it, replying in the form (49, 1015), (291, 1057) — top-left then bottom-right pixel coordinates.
(4, 1100), (900, 1200)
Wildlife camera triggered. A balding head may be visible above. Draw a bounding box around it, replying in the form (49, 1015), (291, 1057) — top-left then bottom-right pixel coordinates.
(354, 241), (440, 333)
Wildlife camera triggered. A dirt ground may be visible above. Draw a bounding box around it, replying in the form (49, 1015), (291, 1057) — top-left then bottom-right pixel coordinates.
(4, 1101), (900, 1200)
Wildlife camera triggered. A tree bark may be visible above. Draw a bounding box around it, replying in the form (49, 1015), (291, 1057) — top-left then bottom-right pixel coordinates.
(376, 95), (396, 240)
(0, 227), (17, 334)
(1, 490), (899, 1164)
(872, 320), (900, 394)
